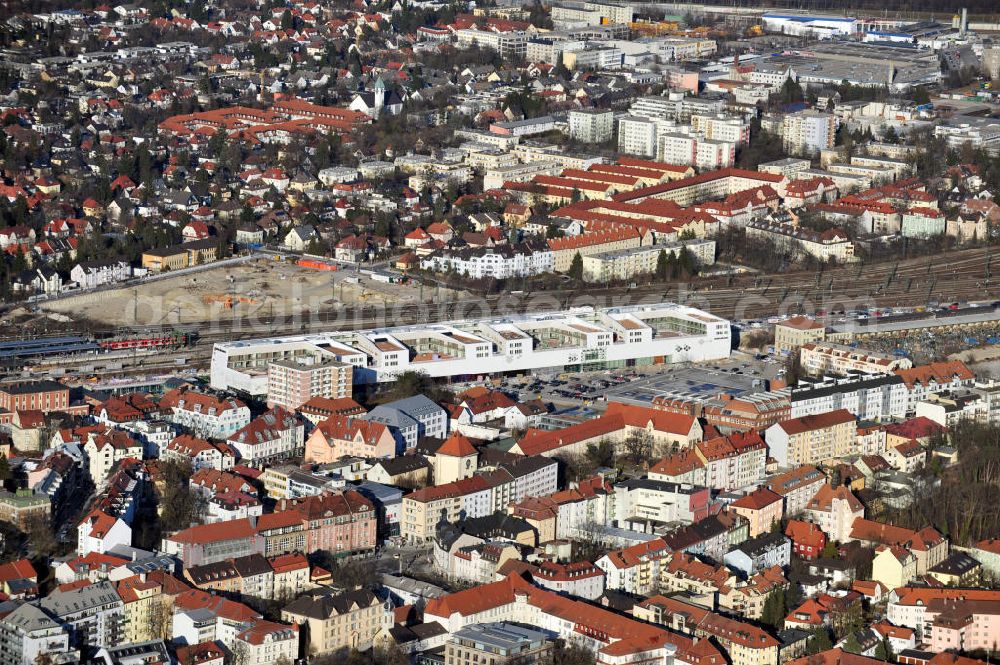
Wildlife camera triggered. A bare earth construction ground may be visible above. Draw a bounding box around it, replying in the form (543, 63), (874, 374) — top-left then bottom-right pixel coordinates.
(39, 258), (465, 327)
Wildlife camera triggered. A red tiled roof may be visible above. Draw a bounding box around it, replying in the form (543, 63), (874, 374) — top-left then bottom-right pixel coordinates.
(405, 475), (491, 503)
(731, 487), (783, 511)
(436, 431), (477, 457)
(883, 416), (946, 440)
(778, 315), (824, 331)
(0, 559), (35, 584)
(785, 519), (825, 547)
(776, 409), (854, 436)
(788, 648), (886, 665)
(895, 361), (973, 390)
(167, 518), (257, 545)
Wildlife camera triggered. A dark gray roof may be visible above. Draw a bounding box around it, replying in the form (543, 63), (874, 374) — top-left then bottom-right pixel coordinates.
(790, 373), (903, 403)
(232, 553), (272, 578)
(283, 588), (381, 620)
(371, 455), (430, 476)
(462, 513), (534, 541)
(384, 394), (446, 419)
(1, 602), (61, 633)
(928, 551), (981, 576)
(39, 580), (121, 617)
(730, 532), (789, 558)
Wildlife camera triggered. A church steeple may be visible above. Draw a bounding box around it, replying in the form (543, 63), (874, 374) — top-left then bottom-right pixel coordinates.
(374, 75), (386, 110)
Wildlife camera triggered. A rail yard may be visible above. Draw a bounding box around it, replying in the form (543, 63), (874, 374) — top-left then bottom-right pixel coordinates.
(7, 245), (998, 382)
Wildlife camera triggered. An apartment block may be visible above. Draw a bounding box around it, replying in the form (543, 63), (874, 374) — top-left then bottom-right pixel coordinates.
(266, 358), (352, 410)
(780, 111), (836, 156)
(569, 108), (614, 144)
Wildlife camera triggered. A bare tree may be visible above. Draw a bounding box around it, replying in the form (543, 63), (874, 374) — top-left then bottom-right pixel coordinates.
(621, 430), (653, 467)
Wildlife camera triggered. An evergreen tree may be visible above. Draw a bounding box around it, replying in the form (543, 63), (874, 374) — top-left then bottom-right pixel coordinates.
(780, 76), (804, 104)
(678, 246), (696, 276)
(760, 590), (786, 629)
(656, 249), (669, 281)
(806, 627), (833, 655)
(567, 252), (583, 280)
(842, 632), (862, 654)
(874, 636), (893, 661)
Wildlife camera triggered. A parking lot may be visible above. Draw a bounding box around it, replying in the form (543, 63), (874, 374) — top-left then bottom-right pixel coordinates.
(468, 352), (783, 410)
(602, 364), (767, 406)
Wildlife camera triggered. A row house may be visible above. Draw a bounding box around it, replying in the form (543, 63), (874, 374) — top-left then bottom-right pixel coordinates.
(282, 588), (391, 656)
(165, 492), (375, 566)
(895, 361), (975, 413)
(513, 402), (702, 458)
(723, 532), (791, 577)
(663, 511), (750, 562)
(424, 573), (721, 665)
(172, 589), (262, 649)
(634, 595), (780, 665)
(401, 456), (558, 543)
(275, 490), (377, 556)
(530, 561), (606, 600)
(82, 428), (144, 482)
(551, 475), (615, 541)
(184, 552), (311, 603)
(692, 430), (767, 491)
(789, 373), (908, 422)
(887, 587), (1000, 653)
(596, 538), (672, 596)
(69, 259), (131, 290)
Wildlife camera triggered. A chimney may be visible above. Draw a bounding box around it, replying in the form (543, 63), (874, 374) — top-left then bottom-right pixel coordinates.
(961, 8), (968, 36)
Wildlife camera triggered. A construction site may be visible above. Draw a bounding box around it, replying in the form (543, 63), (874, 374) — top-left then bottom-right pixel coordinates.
(38, 257), (464, 328)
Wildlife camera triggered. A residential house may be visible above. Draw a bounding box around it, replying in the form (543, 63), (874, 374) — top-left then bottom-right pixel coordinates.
(765, 410), (856, 467)
(730, 487), (784, 537)
(724, 532), (792, 577)
(160, 388), (250, 439)
(70, 260), (131, 289)
(803, 485), (864, 543)
(282, 589), (391, 655)
(226, 407), (304, 466)
(304, 415), (396, 463)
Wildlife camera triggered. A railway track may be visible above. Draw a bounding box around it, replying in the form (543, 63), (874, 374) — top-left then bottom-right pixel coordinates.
(185, 246), (998, 342)
(22, 246), (1000, 380)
